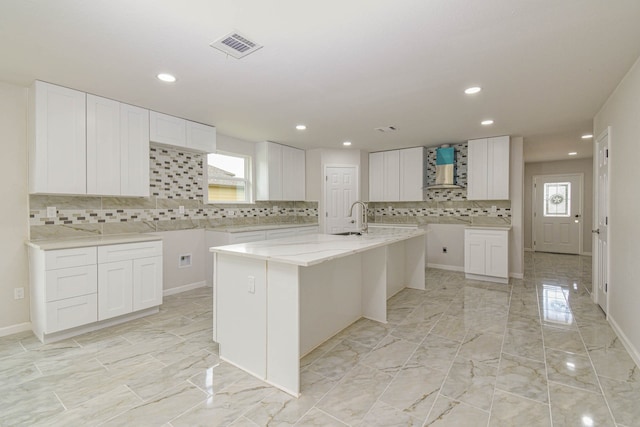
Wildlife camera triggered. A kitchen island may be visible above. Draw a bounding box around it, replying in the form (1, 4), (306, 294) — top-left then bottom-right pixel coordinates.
(209, 228), (425, 396)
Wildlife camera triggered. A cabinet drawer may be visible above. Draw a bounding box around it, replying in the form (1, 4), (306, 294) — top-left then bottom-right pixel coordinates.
(46, 294), (97, 333)
(45, 265), (97, 302)
(45, 247), (97, 270)
(98, 241), (162, 263)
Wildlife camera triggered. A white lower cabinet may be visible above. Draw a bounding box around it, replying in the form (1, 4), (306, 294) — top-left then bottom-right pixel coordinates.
(464, 227), (509, 284)
(29, 240), (163, 343)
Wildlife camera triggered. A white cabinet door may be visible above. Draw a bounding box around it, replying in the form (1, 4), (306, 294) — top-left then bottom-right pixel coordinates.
(186, 121), (217, 153)
(485, 234), (508, 278)
(282, 145), (305, 200)
(369, 152), (384, 202)
(45, 265), (97, 302)
(149, 111), (186, 146)
(400, 147), (425, 201)
(98, 260), (133, 321)
(30, 81), (87, 194)
(467, 138), (488, 200)
(133, 256), (163, 311)
(464, 235), (486, 275)
(120, 104), (150, 196)
(87, 94), (121, 195)
(487, 136), (510, 199)
(383, 150), (400, 201)
(267, 143), (283, 200)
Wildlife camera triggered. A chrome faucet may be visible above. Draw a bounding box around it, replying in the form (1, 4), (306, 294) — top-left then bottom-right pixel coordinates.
(349, 201), (369, 234)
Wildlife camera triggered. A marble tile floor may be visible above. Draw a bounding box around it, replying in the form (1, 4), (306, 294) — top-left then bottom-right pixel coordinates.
(1, 252), (639, 426)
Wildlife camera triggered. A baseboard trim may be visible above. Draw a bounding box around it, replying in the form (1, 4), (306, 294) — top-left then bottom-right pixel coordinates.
(581, 251), (593, 256)
(608, 315), (640, 369)
(163, 281), (208, 297)
(0, 322), (32, 338)
(427, 263), (464, 272)
(510, 272), (524, 279)
(524, 247), (534, 252)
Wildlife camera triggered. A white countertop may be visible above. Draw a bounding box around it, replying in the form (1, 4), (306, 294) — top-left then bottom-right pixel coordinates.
(209, 228), (426, 267)
(27, 233), (162, 251)
(465, 225), (512, 230)
(207, 223), (318, 233)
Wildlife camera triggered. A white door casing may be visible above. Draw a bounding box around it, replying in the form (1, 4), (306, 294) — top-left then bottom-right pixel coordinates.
(324, 166), (359, 234)
(594, 128), (610, 313)
(533, 174), (583, 254)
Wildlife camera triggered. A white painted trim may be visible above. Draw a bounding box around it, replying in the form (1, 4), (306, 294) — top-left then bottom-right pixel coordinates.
(163, 281), (208, 297)
(524, 247), (534, 252)
(427, 263), (464, 272)
(581, 251), (592, 256)
(510, 272), (524, 279)
(609, 315), (640, 370)
(465, 272), (509, 284)
(0, 322), (32, 338)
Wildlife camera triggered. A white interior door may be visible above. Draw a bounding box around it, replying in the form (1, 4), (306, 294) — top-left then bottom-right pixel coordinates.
(533, 174), (583, 254)
(595, 128), (610, 313)
(325, 166), (358, 234)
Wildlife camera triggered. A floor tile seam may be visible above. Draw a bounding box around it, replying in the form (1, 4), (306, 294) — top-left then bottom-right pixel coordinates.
(159, 385), (213, 427)
(52, 390), (68, 411)
(436, 389), (492, 414)
(303, 406), (349, 426)
(358, 323), (444, 427)
(486, 305), (510, 425)
(574, 316), (619, 425)
(500, 350), (545, 365)
(539, 293), (555, 427)
(546, 379), (605, 397)
(493, 386), (550, 406)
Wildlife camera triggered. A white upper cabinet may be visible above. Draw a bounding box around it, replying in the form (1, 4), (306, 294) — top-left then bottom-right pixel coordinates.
(467, 136), (510, 200)
(120, 104), (150, 196)
(29, 81), (87, 194)
(149, 111), (186, 147)
(400, 147), (426, 201)
(150, 111), (216, 153)
(86, 95), (150, 197)
(369, 147), (425, 202)
(256, 141), (305, 201)
(87, 94), (121, 195)
(186, 121), (217, 153)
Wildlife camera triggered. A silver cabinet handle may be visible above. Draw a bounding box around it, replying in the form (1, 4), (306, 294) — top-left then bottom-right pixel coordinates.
(592, 229), (600, 234)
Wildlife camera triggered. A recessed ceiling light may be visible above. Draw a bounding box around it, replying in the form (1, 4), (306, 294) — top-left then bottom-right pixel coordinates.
(581, 134), (593, 139)
(295, 124), (307, 130)
(465, 86), (482, 95)
(342, 141), (352, 146)
(481, 119), (494, 126)
(568, 152), (578, 156)
(157, 73), (176, 83)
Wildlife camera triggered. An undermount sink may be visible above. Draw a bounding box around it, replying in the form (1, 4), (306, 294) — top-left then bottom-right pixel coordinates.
(334, 231), (362, 236)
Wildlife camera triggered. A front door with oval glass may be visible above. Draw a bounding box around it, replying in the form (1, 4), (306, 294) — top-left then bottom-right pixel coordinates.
(533, 174), (583, 254)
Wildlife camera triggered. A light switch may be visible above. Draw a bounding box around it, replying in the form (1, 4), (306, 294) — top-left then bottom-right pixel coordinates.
(46, 206), (57, 218)
(491, 205), (497, 213)
(248, 276), (255, 294)
(179, 205), (185, 214)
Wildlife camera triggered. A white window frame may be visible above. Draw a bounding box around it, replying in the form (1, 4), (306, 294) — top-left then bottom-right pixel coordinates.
(205, 150), (253, 204)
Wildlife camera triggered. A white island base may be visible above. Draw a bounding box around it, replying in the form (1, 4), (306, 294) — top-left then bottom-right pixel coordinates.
(211, 231), (425, 396)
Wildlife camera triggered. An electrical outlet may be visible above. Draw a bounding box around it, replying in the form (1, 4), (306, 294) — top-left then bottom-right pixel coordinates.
(248, 276), (255, 294)
(178, 254), (192, 268)
(46, 206), (57, 218)
(272, 206), (279, 212)
(14, 287), (24, 300)
(388, 206), (393, 212)
(179, 205), (185, 214)
(491, 205), (497, 213)
(442, 247), (447, 254)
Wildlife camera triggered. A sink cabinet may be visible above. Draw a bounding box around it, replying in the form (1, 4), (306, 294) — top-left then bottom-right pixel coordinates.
(464, 227), (509, 283)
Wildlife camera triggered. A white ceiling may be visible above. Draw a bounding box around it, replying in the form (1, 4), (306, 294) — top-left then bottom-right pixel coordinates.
(1, 1), (640, 162)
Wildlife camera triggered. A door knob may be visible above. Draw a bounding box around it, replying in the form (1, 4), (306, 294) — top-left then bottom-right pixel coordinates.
(592, 229), (600, 234)
(350, 220), (355, 223)
(575, 214), (581, 218)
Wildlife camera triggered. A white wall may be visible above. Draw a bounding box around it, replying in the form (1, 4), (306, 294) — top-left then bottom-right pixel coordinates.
(524, 158), (593, 254)
(0, 81), (30, 334)
(594, 54), (640, 363)
(155, 229), (207, 294)
(426, 224), (466, 270)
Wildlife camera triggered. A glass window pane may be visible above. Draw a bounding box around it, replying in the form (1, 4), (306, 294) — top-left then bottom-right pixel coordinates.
(208, 153), (245, 178)
(543, 182), (571, 217)
(207, 152), (251, 203)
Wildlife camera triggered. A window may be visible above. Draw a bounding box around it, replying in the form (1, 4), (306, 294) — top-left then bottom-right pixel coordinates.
(207, 152), (252, 203)
(543, 182), (571, 217)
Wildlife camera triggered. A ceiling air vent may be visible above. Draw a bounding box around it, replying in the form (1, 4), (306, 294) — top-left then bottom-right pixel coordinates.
(375, 126), (398, 133)
(210, 31), (263, 59)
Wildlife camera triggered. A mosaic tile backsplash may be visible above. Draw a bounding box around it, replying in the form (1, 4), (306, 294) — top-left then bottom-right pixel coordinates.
(30, 144), (317, 240)
(425, 142), (468, 188)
